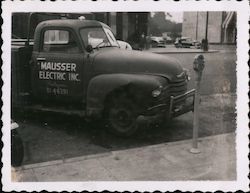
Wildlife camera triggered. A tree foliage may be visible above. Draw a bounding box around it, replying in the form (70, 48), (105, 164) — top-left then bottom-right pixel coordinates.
(149, 12), (182, 38)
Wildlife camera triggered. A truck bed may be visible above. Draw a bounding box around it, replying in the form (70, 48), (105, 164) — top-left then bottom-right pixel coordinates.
(11, 39), (34, 50)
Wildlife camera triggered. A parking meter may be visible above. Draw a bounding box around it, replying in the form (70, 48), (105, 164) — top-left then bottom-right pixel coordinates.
(193, 54), (205, 82)
(190, 54), (205, 154)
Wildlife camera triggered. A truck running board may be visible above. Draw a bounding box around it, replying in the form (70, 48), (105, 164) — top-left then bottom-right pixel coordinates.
(18, 105), (86, 117)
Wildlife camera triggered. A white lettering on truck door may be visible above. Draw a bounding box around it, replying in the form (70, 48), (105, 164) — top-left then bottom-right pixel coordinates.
(39, 62), (80, 82)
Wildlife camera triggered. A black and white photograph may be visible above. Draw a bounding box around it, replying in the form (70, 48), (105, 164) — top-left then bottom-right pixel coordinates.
(1, 1), (249, 192)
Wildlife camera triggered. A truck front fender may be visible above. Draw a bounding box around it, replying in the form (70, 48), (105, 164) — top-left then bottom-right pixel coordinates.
(86, 73), (167, 117)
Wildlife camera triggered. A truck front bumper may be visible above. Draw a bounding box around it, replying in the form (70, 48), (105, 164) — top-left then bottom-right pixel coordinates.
(136, 89), (196, 126)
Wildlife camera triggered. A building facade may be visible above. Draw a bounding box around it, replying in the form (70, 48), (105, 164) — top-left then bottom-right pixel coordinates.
(182, 12), (236, 44)
(93, 12), (149, 45)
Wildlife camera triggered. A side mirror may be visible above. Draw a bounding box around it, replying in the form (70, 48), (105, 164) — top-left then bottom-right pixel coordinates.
(86, 45), (93, 53)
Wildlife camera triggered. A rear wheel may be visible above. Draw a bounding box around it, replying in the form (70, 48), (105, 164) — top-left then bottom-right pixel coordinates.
(11, 130), (24, 167)
(105, 97), (138, 137)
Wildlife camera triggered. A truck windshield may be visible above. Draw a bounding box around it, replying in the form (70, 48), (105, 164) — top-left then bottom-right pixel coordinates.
(80, 27), (118, 49)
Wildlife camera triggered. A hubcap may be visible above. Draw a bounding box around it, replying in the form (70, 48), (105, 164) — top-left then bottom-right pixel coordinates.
(110, 107), (134, 132)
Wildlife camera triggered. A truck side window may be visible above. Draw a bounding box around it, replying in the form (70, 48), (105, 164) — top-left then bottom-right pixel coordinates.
(42, 30), (79, 53)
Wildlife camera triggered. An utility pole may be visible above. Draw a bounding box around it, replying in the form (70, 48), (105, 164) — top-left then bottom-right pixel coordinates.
(195, 12), (199, 40)
(203, 12), (209, 51)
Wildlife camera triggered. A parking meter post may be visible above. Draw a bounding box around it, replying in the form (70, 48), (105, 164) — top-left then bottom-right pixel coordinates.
(190, 54), (205, 154)
(190, 82), (201, 153)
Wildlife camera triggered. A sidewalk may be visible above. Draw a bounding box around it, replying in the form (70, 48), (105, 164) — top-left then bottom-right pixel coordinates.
(12, 132), (236, 181)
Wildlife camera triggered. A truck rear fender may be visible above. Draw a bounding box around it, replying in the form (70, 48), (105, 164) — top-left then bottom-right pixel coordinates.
(86, 74), (168, 117)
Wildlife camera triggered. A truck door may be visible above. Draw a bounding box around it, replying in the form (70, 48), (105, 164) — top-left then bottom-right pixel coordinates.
(31, 29), (85, 104)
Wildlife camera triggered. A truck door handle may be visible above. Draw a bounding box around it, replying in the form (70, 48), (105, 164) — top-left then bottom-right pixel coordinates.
(37, 58), (46, 61)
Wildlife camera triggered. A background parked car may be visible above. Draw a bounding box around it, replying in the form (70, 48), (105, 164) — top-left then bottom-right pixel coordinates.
(192, 40), (201, 49)
(175, 37), (201, 49)
(151, 36), (166, 48)
(175, 37), (193, 48)
(164, 36), (173, 44)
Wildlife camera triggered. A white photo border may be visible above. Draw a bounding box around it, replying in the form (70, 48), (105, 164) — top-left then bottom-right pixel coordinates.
(1, 0), (249, 192)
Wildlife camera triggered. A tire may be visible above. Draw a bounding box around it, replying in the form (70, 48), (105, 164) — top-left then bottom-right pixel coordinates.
(105, 97), (138, 137)
(151, 41), (158, 48)
(11, 130), (24, 167)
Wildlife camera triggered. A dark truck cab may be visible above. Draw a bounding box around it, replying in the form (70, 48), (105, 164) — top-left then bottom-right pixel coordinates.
(12, 19), (195, 136)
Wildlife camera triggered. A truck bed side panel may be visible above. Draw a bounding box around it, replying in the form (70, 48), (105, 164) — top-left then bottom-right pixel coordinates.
(11, 45), (33, 107)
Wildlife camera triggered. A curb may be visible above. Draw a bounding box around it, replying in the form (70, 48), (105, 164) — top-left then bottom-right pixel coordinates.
(15, 152), (112, 171)
(149, 50), (219, 54)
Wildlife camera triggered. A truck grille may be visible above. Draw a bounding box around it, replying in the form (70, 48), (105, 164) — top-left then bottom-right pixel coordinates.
(152, 78), (187, 105)
(146, 78), (188, 116)
(169, 79), (187, 96)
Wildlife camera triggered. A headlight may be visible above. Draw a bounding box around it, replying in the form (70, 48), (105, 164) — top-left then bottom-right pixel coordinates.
(152, 86), (163, 97)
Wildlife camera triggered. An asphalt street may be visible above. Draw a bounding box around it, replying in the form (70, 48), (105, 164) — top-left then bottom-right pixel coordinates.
(13, 46), (237, 165)
(165, 47), (236, 95)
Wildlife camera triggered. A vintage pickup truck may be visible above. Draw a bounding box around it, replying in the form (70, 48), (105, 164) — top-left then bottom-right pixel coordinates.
(12, 17), (195, 136)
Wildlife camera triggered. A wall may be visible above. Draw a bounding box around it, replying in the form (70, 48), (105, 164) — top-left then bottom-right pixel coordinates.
(207, 12), (223, 43)
(182, 12), (223, 43)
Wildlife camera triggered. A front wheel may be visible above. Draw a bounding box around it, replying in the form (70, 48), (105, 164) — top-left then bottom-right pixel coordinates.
(105, 98), (139, 137)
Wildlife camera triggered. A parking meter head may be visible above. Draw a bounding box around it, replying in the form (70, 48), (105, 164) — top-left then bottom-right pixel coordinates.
(193, 54), (205, 81)
(193, 54), (205, 72)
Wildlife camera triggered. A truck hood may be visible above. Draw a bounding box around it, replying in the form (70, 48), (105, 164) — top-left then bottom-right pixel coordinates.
(91, 48), (184, 81)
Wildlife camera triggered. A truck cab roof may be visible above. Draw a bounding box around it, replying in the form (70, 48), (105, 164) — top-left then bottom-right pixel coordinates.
(36, 19), (110, 31)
